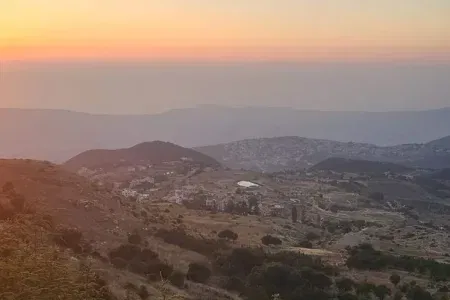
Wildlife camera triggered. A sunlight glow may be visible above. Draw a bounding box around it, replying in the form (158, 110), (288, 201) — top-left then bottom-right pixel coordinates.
(1, 0), (449, 61)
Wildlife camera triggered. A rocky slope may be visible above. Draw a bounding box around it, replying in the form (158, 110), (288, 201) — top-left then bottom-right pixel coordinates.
(195, 136), (450, 172)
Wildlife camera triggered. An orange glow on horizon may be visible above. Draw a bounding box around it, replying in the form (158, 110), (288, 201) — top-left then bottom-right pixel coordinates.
(1, 1), (449, 62)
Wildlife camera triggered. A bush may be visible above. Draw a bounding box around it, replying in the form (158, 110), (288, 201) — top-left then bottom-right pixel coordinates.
(407, 286), (433, 300)
(2, 181), (15, 194)
(138, 285), (149, 300)
(369, 192), (385, 201)
(146, 262), (173, 281)
(336, 277), (355, 292)
(216, 248), (265, 276)
(155, 228), (228, 256)
(218, 229), (238, 241)
(111, 257), (128, 269)
(338, 293), (358, 300)
(10, 194), (26, 211)
(374, 284), (391, 300)
(108, 244), (173, 280)
(247, 263), (332, 300)
(169, 271), (186, 288)
(128, 231), (142, 245)
(261, 235), (282, 246)
(53, 227), (83, 253)
(346, 243), (450, 280)
(306, 231), (321, 241)
(224, 276), (246, 293)
(186, 263), (212, 283)
(109, 244), (141, 261)
(390, 273), (401, 286)
(296, 240), (313, 249)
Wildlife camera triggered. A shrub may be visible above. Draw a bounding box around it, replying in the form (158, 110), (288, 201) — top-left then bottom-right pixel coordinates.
(224, 276), (246, 293)
(216, 248), (265, 276)
(369, 192), (385, 201)
(2, 181), (15, 194)
(108, 244), (172, 280)
(128, 231), (142, 245)
(336, 277), (355, 292)
(169, 271), (185, 288)
(261, 235), (282, 246)
(138, 285), (149, 300)
(390, 273), (401, 286)
(10, 194), (26, 211)
(218, 229), (238, 241)
(155, 228), (228, 256)
(53, 227), (83, 253)
(128, 257), (150, 274)
(407, 286), (433, 300)
(374, 284), (391, 300)
(306, 231), (321, 241)
(338, 293), (358, 300)
(111, 257), (128, 269)
(346, 243), (450, 280)
(296, 240), (313, 249)
(186, 263), (212, 283)
(109, 244), (141, 261)
(247, 263), (332, 300)
(146, 262), (173, 281)
(291, 206), (298, 223)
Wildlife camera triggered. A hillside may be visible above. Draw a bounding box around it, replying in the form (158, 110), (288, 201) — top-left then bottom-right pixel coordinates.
(64, 141), (220, 171)
(310, 157), (413, 174)
(195, 136), (450, 172)
(431, 168), (450, 180)
(1, 107), (450, 162)
(0, 159), (121, 233)
(426, 135), (450, 149)
(2, 157), (450, 299)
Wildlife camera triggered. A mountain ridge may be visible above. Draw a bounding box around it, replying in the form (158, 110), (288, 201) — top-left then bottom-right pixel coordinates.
(195, 135), (450, 172)
(1, 106), (450, 162)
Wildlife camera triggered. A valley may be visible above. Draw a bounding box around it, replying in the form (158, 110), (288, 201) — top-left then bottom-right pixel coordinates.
(1, 136), (450, 299)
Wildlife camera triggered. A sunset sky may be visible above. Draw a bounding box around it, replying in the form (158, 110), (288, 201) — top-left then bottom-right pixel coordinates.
(1, 0), (450, 61)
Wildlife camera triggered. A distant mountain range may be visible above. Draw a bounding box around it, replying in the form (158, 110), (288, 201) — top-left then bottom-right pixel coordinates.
(1, 106), (450, 162)
(195, 136), (450, 172)
(64, 141), (220, 171)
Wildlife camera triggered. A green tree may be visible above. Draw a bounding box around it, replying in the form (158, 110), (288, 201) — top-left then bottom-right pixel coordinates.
(291, 206), (298, 223)
(336, 277), (355, 293)
(390, 273), (401, 287)
(186, 263), (211, 283)
(374, 285), (391, 300)
(225, 200), (235, 213)
(338, 293), (358, 300)
(407, 285), (433, 300)
(393, 291), (403, 300)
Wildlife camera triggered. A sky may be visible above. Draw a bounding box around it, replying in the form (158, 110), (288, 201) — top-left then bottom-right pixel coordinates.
(0, 1), (449, 113)
(1, 0), (450, 61)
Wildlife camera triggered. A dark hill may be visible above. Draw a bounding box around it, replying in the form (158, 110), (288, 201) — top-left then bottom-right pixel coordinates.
(64, 141), (220, 171)
(430, 168), (450, 180)
(310, 157), (413, 174)
(426, 135), (450, 149)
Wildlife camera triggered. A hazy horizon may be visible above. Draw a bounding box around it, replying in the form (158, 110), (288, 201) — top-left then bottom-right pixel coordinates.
(2, 61), (449, 115)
